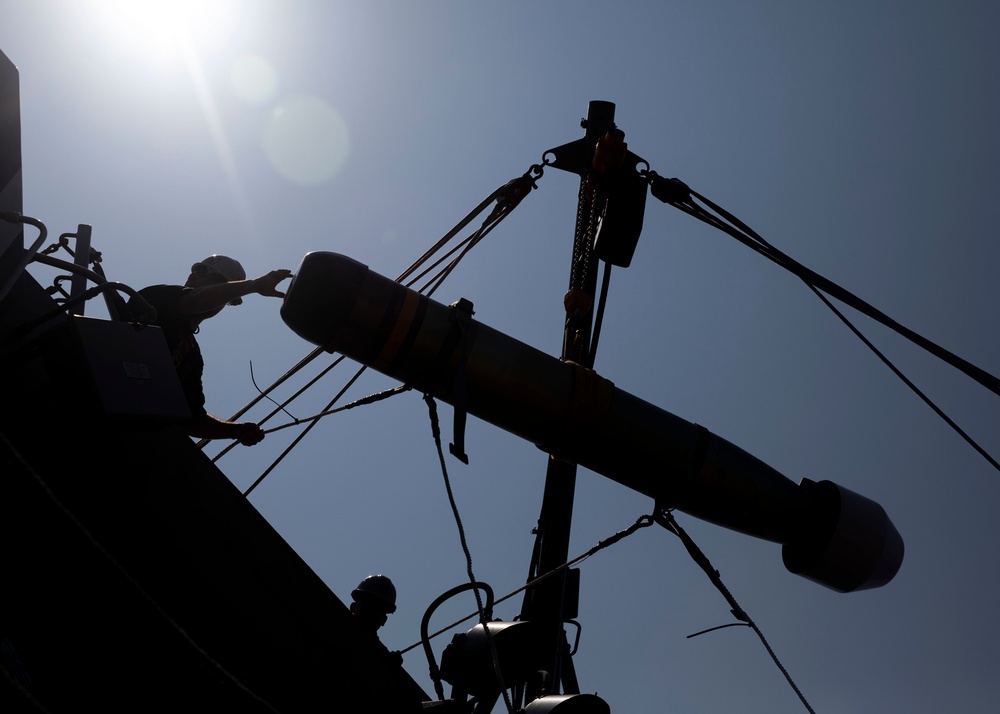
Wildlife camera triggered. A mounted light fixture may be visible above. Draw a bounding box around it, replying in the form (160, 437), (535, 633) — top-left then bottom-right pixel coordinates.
(524, 693), (611, 714)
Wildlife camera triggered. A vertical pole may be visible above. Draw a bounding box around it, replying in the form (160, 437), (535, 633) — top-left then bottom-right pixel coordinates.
(520, 101), (617, 701)
(68, 224), (92, 316)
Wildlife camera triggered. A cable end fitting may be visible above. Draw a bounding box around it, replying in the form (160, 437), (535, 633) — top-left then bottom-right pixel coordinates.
(649, 174), (691, 204)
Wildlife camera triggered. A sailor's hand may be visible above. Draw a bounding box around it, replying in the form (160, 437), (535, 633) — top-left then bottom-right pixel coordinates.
(231, 422), (265, 446)
(253, 269), (293, 298)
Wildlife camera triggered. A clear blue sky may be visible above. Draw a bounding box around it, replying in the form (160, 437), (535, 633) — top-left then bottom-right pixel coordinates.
(5, 2), (1000, 711)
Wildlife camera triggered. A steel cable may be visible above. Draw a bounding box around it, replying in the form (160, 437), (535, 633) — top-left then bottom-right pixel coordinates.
(647, 172), (1000, 474)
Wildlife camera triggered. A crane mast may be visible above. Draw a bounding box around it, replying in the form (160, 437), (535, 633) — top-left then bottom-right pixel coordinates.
(280, 102), (903, 712)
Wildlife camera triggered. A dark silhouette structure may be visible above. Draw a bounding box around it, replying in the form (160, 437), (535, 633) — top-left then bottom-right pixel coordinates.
(0, 48), (426, 713)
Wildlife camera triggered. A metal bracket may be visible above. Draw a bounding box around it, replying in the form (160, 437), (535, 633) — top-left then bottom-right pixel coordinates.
(448, 298), (474, 464)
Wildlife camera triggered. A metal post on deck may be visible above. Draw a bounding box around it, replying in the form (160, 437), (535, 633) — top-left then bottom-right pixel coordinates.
(518, 100), (619, 702)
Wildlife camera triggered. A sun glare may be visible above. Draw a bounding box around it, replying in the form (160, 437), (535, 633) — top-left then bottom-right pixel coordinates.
(93, 0), (238, 66)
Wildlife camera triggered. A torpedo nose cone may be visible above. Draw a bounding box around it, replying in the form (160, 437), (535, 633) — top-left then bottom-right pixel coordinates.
(280, 251), (370, 350)
(782, 479), (904, 592)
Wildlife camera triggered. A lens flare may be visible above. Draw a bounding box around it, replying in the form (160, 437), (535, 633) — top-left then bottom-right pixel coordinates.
(263, 96), (350, 186)
(230, 54), (279, 104)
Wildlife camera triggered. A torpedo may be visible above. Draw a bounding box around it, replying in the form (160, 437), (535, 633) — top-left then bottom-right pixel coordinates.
(280, 250), (903, 593)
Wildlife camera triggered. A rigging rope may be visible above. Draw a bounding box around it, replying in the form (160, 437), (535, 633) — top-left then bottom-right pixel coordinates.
(210, 354), (347, 463)
(805, 284), (1000, 472)
(261, 385), (409, 435)
(423, 394), (515, 714)
(216, 165), (544, 494)
(242, 364), (368, 496)
(646, 171), (1000, 474)
(197, 346), (326, 452)
(239, 382), (409, 495)
(585, 260), (613, 370)
(399, 513), (657, 655)
(654, 508), (816, 714)
(399, 505), (816, 713)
